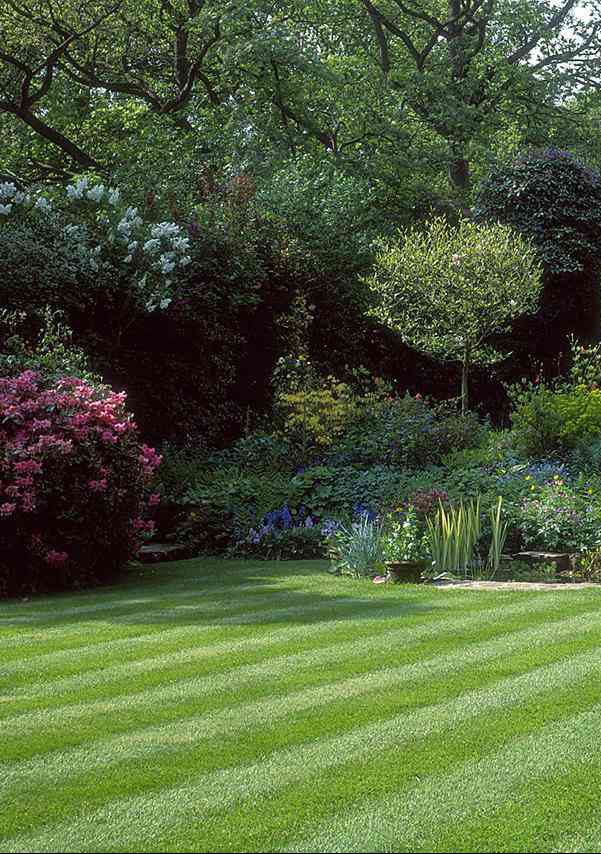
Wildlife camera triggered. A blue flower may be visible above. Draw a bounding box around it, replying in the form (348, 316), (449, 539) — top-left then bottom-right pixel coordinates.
(280, 504), (293, 529)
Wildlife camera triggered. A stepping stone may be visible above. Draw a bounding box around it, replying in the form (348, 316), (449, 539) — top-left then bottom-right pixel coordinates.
(513, 551), (572, 572)
(138, 543), (186, 563)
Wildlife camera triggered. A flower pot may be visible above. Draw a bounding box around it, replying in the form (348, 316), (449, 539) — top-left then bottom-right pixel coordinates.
(386, 560), (427, 583)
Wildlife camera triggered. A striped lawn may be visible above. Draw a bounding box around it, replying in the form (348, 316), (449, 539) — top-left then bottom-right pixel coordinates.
(2, 560), (601, 852)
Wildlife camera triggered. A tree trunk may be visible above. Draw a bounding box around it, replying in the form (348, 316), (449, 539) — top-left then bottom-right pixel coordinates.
(11, 106), (103, 171)
(461, 352), (470, 414)
(447, 0), (471, 197)
(449, 154), (471, 194)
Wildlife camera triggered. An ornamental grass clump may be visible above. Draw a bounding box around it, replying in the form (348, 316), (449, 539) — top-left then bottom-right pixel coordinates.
(0, 370), (161, 596)
(328, 514), (385, 577)
(426, 498), (481, 578)
(487, 496), (509, 578)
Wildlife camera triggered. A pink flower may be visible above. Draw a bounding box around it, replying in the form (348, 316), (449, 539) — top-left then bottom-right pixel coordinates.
(13, 460), (42, 475)
(88, 478), (108, 493)
(45, 550), (68, 567)
(0, 502), (16, 517)
(148, 492), (161, 507)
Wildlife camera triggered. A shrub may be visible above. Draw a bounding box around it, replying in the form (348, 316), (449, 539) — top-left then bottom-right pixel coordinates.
(207, 433), (295, 474)
(0, 370), (161, 596)
(568, 336), (601, 389)
(511, 383), (601, 456)
(475, 149), (601, 348)
(516, 478), (601, 553)
(475, 149), (601, 277)
(331, 394), (484, 468)
(232, 505), (326, 560)
(275, 370), (362, 458)
(181, 469), (306, 541)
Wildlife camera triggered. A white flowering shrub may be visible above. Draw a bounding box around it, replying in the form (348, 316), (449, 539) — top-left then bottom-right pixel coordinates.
(0, 177), (193, 313)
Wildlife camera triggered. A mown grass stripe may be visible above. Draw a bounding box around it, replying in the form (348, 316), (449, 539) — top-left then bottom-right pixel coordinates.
(0, 591), (575, 727)
(0, 587), (367, 632)
(0, 557), (317, 616)
(3, 587), (580, 683)
(0, 593), (389, 653)
(3, 642), (601, 853)
(287, 701), (601, 853)
(6, 587), (578, 699)
(0, 580), (301, 624)
(0, 597), (423, 681)
(2, 603), (601, 797)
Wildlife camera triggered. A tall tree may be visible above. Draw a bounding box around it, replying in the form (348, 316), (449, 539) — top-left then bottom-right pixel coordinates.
(355, 0), (601, 194)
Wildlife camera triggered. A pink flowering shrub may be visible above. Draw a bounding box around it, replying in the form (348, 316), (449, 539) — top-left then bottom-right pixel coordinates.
(0, 370), (161, 596)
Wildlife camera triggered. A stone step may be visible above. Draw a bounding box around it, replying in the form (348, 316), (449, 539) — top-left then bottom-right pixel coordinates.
(138, 543), (187, 563)
(512, 551), (572, 572)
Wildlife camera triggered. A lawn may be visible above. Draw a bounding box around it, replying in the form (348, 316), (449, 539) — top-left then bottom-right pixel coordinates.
(3, 561), (601, 852)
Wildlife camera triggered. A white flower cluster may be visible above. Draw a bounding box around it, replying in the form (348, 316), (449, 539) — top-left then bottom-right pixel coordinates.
(0, 181), (30, 215)
(0, 176), (195, 313)
(117, 206), (144, 245)
(65, 177), (120, 206)
(142, 222), (192, 270)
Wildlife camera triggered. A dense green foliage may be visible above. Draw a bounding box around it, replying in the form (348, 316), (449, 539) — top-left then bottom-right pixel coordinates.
(475, 149), (601, 344)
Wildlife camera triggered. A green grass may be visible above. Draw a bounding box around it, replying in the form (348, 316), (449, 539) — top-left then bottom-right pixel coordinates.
(2, 559), (601, 852)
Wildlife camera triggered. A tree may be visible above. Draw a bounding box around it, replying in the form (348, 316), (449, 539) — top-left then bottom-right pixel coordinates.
(367, 216), (543, 411)
(0, 0), (250, 173)
(354, 0), (601, 196)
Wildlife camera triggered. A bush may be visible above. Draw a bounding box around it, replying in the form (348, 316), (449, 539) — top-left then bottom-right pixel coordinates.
(516, 478), (601, 553)
(0, 218), (99, 316)
(275, 369), (485, 469)
(475, 149), (601, 277)
(181, 469), (306, 542)
(475, 148), (601, 346)
(231, 505), (326, 560)
(511, 383), (601, 456)
(0, 370), (160, 596)
(207, 433), (295, 474)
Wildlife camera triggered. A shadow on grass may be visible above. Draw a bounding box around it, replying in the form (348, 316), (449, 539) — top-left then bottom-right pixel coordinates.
(0, 558), (437, 629)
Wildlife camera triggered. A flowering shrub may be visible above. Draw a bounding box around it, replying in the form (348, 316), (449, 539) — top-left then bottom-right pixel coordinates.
(232, 504), (325, 560)
(0, 370), (161, 595)
(515, 478), (601, 553)
(0, 177), (191, 313)
(569, 337), (601, 390)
